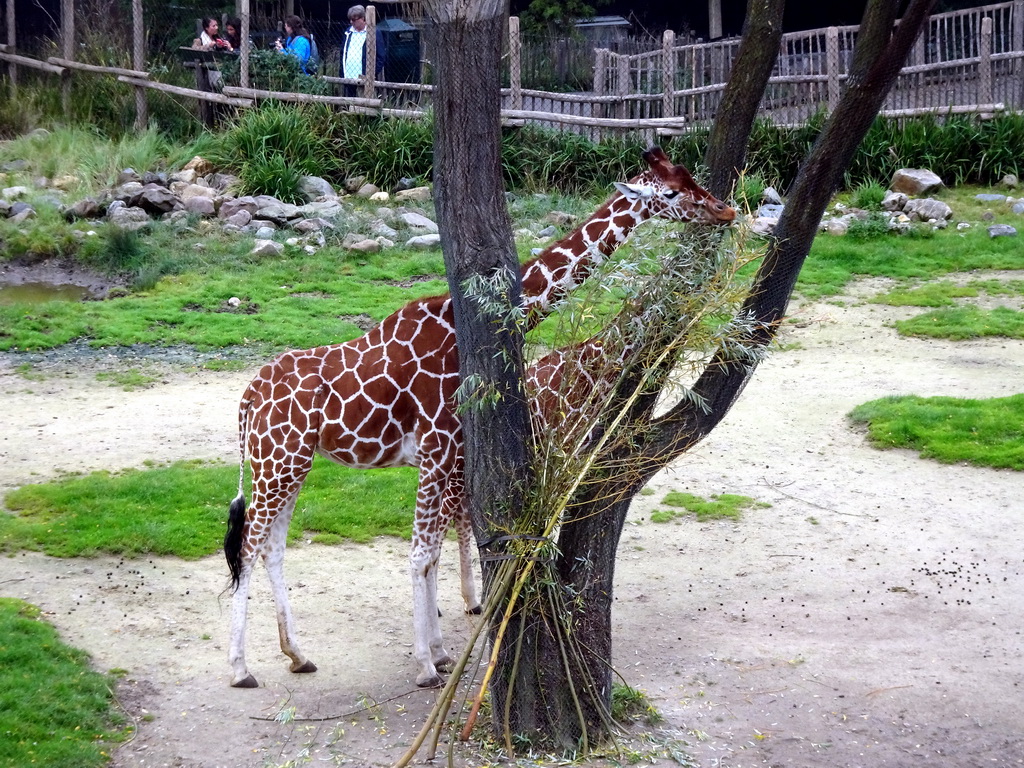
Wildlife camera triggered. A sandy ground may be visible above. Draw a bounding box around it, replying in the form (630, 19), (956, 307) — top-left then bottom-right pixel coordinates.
(1, 278), (1023, 768)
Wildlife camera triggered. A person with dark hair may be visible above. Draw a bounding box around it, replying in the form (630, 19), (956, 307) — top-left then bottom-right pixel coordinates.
(224, 17), (242, 50)
(199, 17), (231, 50)
(275, 14), (312, 74)
(340, 4), (385, 97)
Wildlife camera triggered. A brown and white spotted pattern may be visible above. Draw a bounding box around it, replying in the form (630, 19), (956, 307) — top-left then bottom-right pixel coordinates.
(223, 147), (736, 689)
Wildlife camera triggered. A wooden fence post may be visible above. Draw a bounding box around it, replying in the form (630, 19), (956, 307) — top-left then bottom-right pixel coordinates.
(365, 4), (377, 99)
(132, 0), (147, 130)
(616, 51), (629, 119)
(61, 0), (74, 114)
(826, 26), (840, 112)
(240, 0), (250, 89)
(980, 15), (992, 105)
(509, 15), (522, 110)
(4, 0), (14, 93)
(661, 29), (675, 120)
(1013, 0), (1023, 108)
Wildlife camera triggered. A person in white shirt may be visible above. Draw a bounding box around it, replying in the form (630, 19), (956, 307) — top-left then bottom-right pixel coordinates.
(340, 5), (385, 97)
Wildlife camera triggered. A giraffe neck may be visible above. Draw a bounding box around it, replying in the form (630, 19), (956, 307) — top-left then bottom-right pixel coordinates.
(520, 181), (654, 323)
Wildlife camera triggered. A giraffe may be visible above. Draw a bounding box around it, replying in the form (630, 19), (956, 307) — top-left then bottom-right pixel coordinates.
(224, 147), (736, 689)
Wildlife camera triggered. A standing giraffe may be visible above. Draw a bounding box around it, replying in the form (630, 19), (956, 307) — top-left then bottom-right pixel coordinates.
(224, 147), (736, 689)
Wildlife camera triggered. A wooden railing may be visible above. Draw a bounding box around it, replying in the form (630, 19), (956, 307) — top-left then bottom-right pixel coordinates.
(1, 1), (1021, 140)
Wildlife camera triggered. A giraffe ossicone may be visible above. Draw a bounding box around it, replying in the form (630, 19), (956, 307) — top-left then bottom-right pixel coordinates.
(223, 147), (735, 689)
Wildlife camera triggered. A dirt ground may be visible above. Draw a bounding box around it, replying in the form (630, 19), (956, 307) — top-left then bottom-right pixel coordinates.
(1, 278), (1022, 768)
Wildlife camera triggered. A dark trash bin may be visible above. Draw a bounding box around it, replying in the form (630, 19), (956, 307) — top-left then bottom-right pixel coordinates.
(378, 18), (420, 84)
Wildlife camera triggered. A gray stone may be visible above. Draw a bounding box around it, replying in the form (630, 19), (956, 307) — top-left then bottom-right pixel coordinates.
(762, 186), (784, 205)
(890, 168), (944, 195)
(394, 186), (431, 202)
(346, 239), (381, 253)
(169, 168), (198, 185)
(394, 177), (417, 192)
(143, 171), (169, 187)
(757, 203), (785, 219)
(356, 183), (381, 198)
(10, 205), (36, 223)
(2, 185), (29, 199)
(405, 234), (442, 249)
(988, 224), (1017, 238)
(223, 210), (252, 228)
(881, 191), (908, 212)
(400, 211), (438, 233)
(1012, 202), (1024, 215)
(1001, 174), (1019, 189)
(825, 217), (849, 236)
(750, 217), (778, 236)
(107, 200), (127, 215)
(251, 239), (285, 257)
(208, 173), (240, 193)
(903, 198), (952, 222)
(545, 210), (576, 227)
(292, 217), (335, 234)
(136, 183), (178, 214)
(218, 196), (259, 220)
(255, 226), (277, 239)
(116, 168), (142, 185)
(975, 193), (1007, 202)
(344, 176), (367, 193)
(537, 225), (558, 238)
(375, 236), (396, 248)
(109, 206), (152, 231)
(113, 181), (145, 204)
(375, 207), (398, 224)
(298, 175), (338, 201)
(369, 219), (399, 239)
(65, 196), (108, 220)
(0, 159), (28, 172)
(174, 183), (216, 201)
(300, 200), (345, 219)
(183, 196), (216, 217)
(0, 200), (10, 217)
(256, 202), (303, 224)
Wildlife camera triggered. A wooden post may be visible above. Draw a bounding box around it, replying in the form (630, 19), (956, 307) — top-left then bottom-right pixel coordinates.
(661, 29), (675, 120)
(60, 0), (74, 114)
(365, 4), (377, 99)
(826, 26), (840, 113)
(616, 51), (629, 120)
(593, 47), (607, 118)
(509, 15), (522, 110)
(708, 0), (722, 40)
(4, 0), (14, 92)
(1012, 0), (1023, 108)
(240, 0), (250, 89)
(132, 0), (147, 130)
(980, 15), (992, 106)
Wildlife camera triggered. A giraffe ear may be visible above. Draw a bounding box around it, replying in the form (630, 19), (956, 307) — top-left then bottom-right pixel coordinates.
(613, 181), (650, 200)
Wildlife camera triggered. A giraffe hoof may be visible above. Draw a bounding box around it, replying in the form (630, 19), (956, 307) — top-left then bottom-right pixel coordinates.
(466, 605), (482, 615)
(434, 654), (455, 673)
(231, 674), (260, 688)
(416, 673), (443, 688)
(290, 660), (318, 674)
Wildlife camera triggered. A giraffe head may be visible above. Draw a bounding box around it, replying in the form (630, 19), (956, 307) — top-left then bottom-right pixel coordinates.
(613, 146), (736, 226)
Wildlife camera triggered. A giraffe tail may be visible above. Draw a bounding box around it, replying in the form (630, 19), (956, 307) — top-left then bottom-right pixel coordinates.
(224, 397), (252, 592)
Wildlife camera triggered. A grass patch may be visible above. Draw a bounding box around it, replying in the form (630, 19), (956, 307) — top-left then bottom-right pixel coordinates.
(649, 492), (769, 523)
(0, 459), (418, 558)
(849, 393), (1024, 470)
(611, 683), (664, 726)
(895, 305), (1024, 340)
(95, 368), (160, 390)
(0, 598), (125, 767)
(871, 281), (980, 307)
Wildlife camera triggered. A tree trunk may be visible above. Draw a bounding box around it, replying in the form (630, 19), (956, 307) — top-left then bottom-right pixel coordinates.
(704, 0), (786, 199)
(425, 2), (532, 580)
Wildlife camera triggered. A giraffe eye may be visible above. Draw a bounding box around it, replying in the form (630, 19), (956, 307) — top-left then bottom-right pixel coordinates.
(664, 190), (679, 200)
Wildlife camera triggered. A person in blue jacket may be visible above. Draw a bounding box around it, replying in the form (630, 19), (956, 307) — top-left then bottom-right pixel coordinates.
(341, 5), (385, 97)
(275, 15), (312, 74)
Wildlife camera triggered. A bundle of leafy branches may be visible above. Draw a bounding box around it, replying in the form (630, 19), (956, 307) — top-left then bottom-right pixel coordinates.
(218, 49), (332, 97)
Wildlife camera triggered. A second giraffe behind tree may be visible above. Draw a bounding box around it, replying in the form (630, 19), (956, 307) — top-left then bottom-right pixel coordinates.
(223, 147), (736, 689)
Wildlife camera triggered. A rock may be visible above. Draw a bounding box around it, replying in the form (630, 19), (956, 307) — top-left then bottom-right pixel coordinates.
(51, 175), (80, 190)
(174, 183), (216, 202)
(182, 156), (214, 176)
(881, 191), (908, 212)
(356, 183), (381, 198)
(183, 196), (216, 217)
(981, 211), (996, 221)
(903, 198), (952, 222)
(890, 168), (943, 195)
(113, 181), (145, 204)
(514, 227), (535, 240)
(537, 225), (558, 238)
(344, 176), (367, 193)
(207, 173), (240, 193)
(64, 196), (108, 220)
(256, 202), (302, 224)
(169, 168), (198, 185)
(405, 234), (442, 249)
(375, 207), (398, 224)
(223, 210), (252, 228)
(394, 177), (417, 192)
(975, 193), (1006, 202)
(375, 236), (395, 248)
(10, 205), (36, 223)
(1001, 174), (1018, 189)
(545, 210), (576, 227)
(2, 185), (29, 199)
(395, 186), (431, 202)
(218, 196), (259, 220)
(298, 175), (337, 201)
(0, 159), (28, 172)
(109, 205), (152, 231)
(300, 200), (345, 219)
(255, 226), (277, 239)
(825, 218), (849, 236)
(136, 183), (178, 214)
(762, 186), (784, 205)
(1012, 201), (1024, 215)
(116, 168), (142, 185)
(757, 203), (784, 218)
(956, 222), (971, 231)
(0, 199), (10, 217)
(142, 171), (169, 187)
(292, 217), (334, 234)
(370, 191), (390, 202)
(400, 211), (439, 233)
(750, 217), (778, 236)
(346, 239), (381, 253)
(988, 224), (1017, 238)
(369, 219), (399, 239)
(227, 296), (241, 307)
(251, 239), (285, 257)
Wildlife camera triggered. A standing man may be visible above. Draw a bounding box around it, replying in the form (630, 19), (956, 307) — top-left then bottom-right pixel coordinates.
(341, 5), (385, 97)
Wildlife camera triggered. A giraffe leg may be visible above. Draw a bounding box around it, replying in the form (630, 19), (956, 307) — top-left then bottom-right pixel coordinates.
(454, 509), (482, 615)
(263, 494), (316, 675)
(228, 550), (260, 688)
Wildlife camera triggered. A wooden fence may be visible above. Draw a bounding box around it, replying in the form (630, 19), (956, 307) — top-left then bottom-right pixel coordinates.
(1, 1), (1022, 141)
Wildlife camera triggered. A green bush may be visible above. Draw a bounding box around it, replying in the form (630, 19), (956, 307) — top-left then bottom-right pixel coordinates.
(851, 180), (887, 211)
(846, 212), (892, 240)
